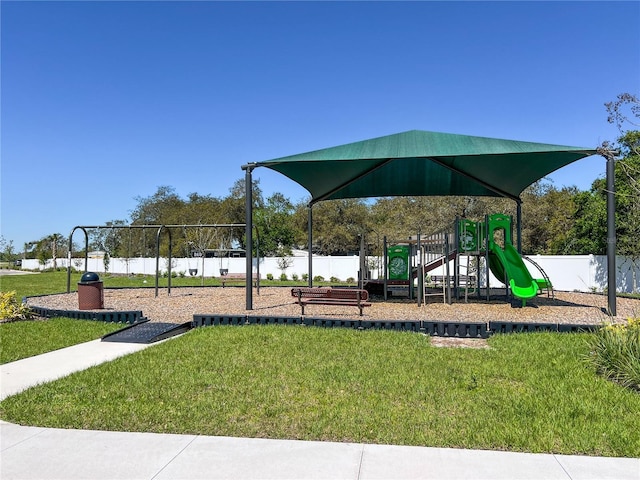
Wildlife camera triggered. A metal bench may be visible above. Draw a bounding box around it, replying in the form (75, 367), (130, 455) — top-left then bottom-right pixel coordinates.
(221, 273), (260, 287)
(429, 275), (475, 286)
(291, 287), (371, 316)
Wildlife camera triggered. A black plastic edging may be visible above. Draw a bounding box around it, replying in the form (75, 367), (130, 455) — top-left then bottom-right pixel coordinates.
(28, 306), (143, 324)
(192, 315), (599, 339)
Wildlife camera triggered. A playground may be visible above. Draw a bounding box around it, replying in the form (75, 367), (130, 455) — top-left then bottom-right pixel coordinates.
(25, 284), (639, 326)
(21, 130), (632, 338)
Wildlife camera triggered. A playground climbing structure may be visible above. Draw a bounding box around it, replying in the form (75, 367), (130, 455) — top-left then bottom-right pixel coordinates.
(456, 214), (553, 306)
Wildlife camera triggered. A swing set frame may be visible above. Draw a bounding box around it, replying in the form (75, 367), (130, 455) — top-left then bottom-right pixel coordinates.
(66, 223), (245, 297)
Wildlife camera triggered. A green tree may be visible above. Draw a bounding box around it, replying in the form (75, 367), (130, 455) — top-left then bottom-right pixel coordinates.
(0, 236), (18, 263)
(604, 93), (640, 292)
(308, 199), (371, 256)
(612, 131), (640, 291)
(129, 186), (186, 257)
(564, 183), (606, 255)
(87, 220), (128, 257)
(519, 181), (578, 254)
(130, 185), (185, 225)
(222, 177), (263, 252)
(255, 193), (297, 256)
(32, 233), (67, 269)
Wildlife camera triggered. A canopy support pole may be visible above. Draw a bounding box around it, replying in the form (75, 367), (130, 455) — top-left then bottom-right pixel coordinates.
(516, 200), (522, 254)
(242, 163), (255, 310)
(604, 149), (617, 316)
(308, 205), (313, 287)
(383, 236), (388, 301)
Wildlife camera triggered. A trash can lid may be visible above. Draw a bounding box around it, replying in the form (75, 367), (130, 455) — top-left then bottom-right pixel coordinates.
(80, 272), (100, 283)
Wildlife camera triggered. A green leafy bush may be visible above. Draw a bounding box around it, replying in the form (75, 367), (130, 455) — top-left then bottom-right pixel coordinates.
(330, 276), (340, 283)
(588, 318), (640, 391)
(301, 273), (308, 281)
(0, 291), (33, 322)
(279, 273), (288, 281)
(313, 275), (325, 282)
(266, 273), (274, 281)
(291, 273), (299, 281)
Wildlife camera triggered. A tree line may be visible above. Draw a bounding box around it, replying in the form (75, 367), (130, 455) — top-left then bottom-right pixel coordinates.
(4, 94), (638, 268)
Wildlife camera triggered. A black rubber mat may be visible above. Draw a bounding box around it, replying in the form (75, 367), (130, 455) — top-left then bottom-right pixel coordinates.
(101, 321), (192, 344)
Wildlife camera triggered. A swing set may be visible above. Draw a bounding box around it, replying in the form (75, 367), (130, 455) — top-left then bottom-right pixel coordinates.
(66, 223), (245, 297)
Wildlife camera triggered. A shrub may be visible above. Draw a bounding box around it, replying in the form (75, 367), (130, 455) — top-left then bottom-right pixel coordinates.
(266, 273), (274, 281)
(313, 275), (325, 282)
(0, 291), (33, 322)
(330, 276), (340, 283)
(588, 318), (640, 391)
(346, 277), (355, 284)
(301, 273), (308, 281)
(280, 273), (288, 281)
(291, 273), (299, 281)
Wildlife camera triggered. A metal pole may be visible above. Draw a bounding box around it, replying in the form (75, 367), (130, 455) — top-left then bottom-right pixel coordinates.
(308, 205), (313, 287)
(155, 226), (161, 297)
(383, 236), (388, 301)
(485, 215), (490, 301)
(244, 165), (254, 310)
(359, 233), (365, 290)
(445, 234), (452, 304)
(154, 226), (172, 297)
(167, 227), (172, 296)
(255, 228), (260, 295)
(606, 153), (617, 316)
(454, 218), (460, 300)
(516, 200), (522, 254)
(417, 233), (422, 307)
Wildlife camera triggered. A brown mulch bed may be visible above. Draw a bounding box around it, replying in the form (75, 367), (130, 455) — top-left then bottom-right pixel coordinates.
(25, 287), (640, 326)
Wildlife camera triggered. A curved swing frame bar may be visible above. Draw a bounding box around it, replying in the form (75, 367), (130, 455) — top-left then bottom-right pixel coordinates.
(66, 223), (245, 297)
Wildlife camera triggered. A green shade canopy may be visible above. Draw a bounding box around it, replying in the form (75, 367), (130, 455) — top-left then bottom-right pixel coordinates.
(254, 130), (597, 203)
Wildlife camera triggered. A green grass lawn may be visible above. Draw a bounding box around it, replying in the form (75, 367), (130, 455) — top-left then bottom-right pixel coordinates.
(0, 318), (124, 364)
(1, 326), (638, 457)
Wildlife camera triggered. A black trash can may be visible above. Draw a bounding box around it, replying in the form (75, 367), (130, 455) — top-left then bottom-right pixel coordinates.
(78, 272), (104, 310)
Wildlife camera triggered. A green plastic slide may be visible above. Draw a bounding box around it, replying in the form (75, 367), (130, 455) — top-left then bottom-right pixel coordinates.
(485, 213), (546, 304)
(488, 242), (540, 301)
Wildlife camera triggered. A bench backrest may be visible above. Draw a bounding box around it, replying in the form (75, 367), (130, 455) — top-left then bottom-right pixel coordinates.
(327, 289), (368, 301)
(291, 287), (368, 301)
(224, 273), (260, 279)
(291, 287), (332, 298)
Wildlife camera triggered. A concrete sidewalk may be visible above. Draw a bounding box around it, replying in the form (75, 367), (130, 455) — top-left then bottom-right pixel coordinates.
(0, 339), (152, 401)
(1, 338), (638, 479)
(2, 421), (638, 480)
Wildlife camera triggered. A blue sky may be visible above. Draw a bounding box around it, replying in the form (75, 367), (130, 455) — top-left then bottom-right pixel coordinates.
(2, 1), (639, 250)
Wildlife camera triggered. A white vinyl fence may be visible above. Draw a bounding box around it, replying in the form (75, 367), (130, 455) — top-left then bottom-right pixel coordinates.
(20, 254), (640, 294)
